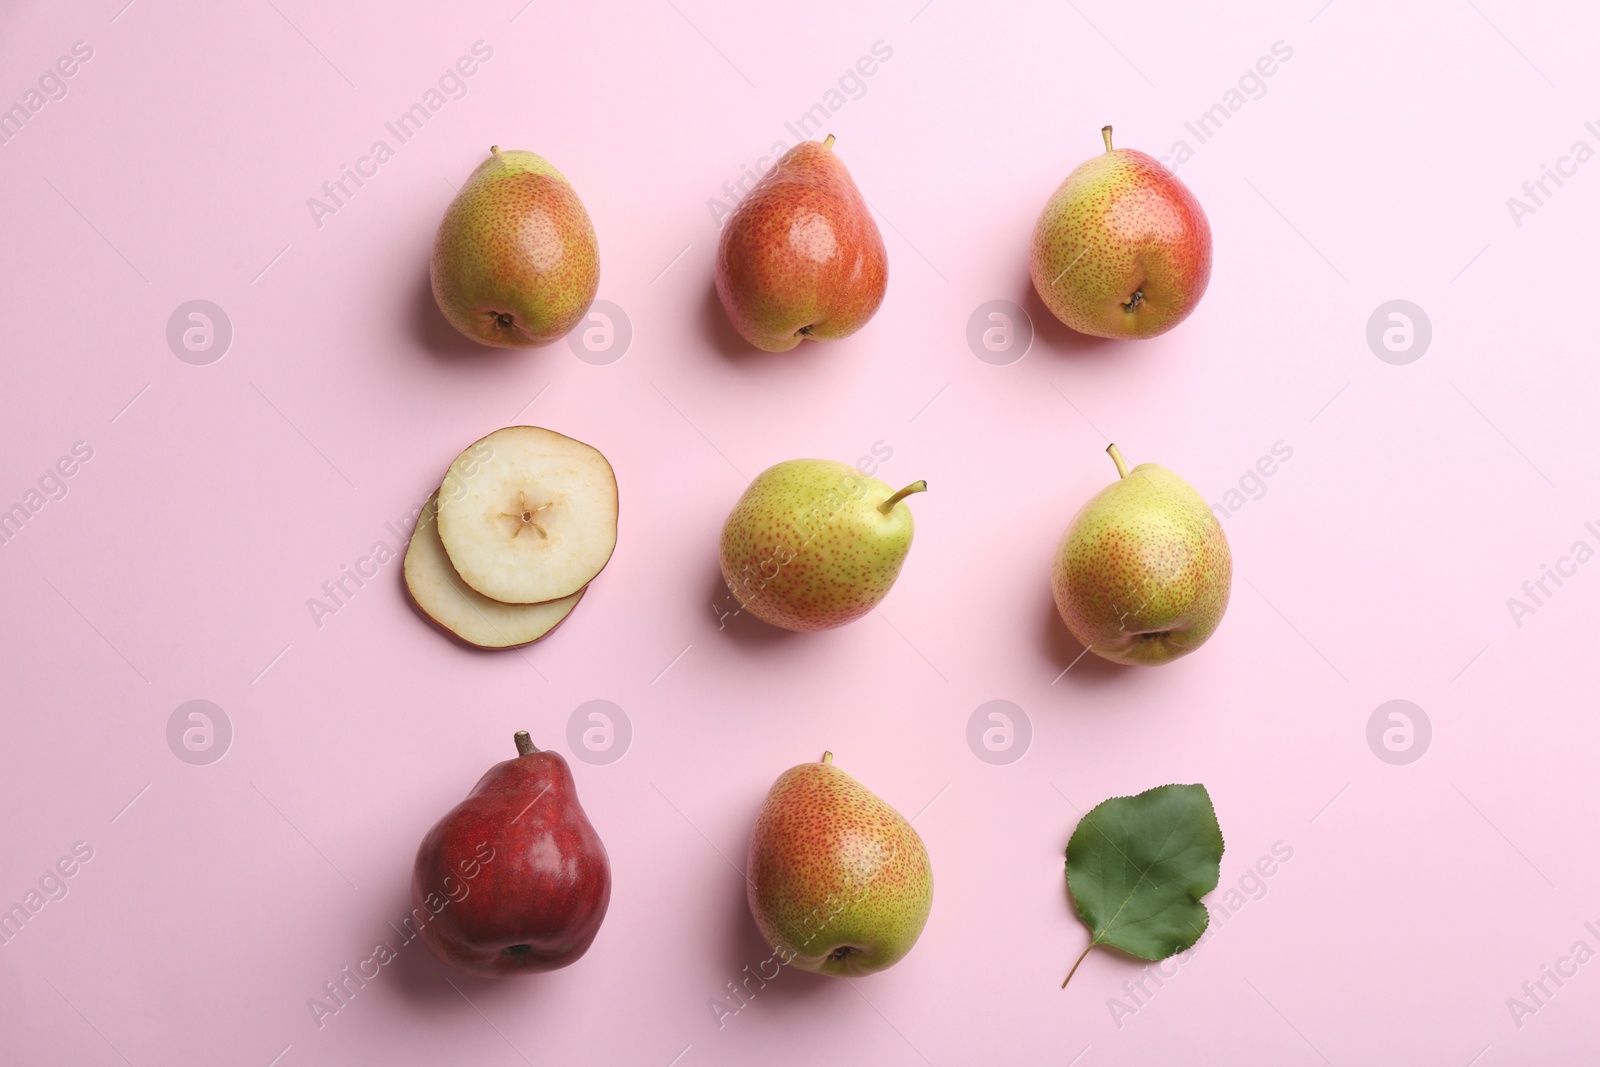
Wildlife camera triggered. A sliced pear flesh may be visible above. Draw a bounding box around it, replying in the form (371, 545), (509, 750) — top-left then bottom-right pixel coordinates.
(406, 490), (585, 648)
(435, 426), (618, 604)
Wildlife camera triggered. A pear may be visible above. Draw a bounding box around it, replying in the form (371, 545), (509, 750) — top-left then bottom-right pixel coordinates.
(431, 146), (599, 348)
(412, 732), (610, 976)
(1030, 126), (1211, 339)
(719, 459), (924, 631)
(404, 490), (586, 649)
(435, 426), (618, 605)
(1052, 444), (1231, 665)
(747, 752), (933, 977)
(714, 135), (888, 352)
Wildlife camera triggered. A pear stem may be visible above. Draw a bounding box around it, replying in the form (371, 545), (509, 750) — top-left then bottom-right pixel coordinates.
(1062, 942), (1095, 989)
(822, 133), (836, 150)
(490, 144), (502, 157)
(1106, 444), (1129, 479)
(514, 731), (537, 757)
(878, 480), (928, 514)
(1101, 125), (1114, 153)
(821, 751), (834, 765)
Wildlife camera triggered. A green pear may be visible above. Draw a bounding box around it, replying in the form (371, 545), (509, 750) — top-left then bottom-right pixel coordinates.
(1051, 444), (1231, 665)
(747, 752), (933, 977)
(431, 146), (599, 348)
(719, 459), (925, 631)
(1029, 126), (1212, 339)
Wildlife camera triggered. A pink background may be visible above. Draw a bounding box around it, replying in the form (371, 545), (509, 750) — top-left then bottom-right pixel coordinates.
(2, 0), (1596, 1063)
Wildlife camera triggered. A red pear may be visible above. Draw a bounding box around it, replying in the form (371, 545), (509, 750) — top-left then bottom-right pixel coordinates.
(715, 135), (888, 352)
(411, 732), (610, 976)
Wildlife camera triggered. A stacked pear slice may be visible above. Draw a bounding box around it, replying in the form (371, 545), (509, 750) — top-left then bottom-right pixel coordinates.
(405, 426), (618, 649)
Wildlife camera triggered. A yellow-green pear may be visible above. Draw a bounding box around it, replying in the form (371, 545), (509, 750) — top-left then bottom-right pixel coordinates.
(1030, 126), (1212, 339)
(1052, 444), (1231, 665)
(747, 752), (933, 977)
(719, 459), (925, 632)
(431, 146), (599, 348)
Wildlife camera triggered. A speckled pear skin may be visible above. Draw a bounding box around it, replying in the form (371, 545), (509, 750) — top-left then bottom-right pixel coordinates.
(715, 138), (888, 352)
(746, 755), (933, 977)
(719, 459), (919, 632)
(1029, 128), (1211, 340)
(431, 147), (599, 348)
(1051, 454), (1231, 666)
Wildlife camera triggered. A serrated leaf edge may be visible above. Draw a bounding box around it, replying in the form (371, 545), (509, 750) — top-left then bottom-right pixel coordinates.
(1063, 783), (1225, 966)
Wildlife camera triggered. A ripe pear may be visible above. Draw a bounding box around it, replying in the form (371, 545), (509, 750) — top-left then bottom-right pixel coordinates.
(1030, 126), (1211, 339)
(747, 752), (933, 977)
(412, 732), (610, 976)
(431, 146), (599, 348)
(719, 459), (924, 631)
(715, 135), (888, 352)
(1052, 444), (1231, 665)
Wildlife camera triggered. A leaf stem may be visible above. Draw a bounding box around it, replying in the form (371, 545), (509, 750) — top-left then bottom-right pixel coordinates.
(1062, 942), (1095, 989)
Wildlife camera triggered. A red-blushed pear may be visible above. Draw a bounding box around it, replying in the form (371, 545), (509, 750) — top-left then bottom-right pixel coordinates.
(431, 146), (599, 348)
(715, 135), (888, 352)
(1051, 444), (1232, 666)
(718, 459), (925, 631)
(412, 732), (610, 976)
(747, 752), (933, 977)
(1030, 126), (1212, 339)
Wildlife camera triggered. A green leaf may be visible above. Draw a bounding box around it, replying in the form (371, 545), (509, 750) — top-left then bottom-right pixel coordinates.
(1061, 783), (1224, 988)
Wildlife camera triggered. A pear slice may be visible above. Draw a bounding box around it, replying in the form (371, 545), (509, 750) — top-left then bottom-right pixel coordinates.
(435, 426), (618, 604)
(406, 490), (585, 648)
